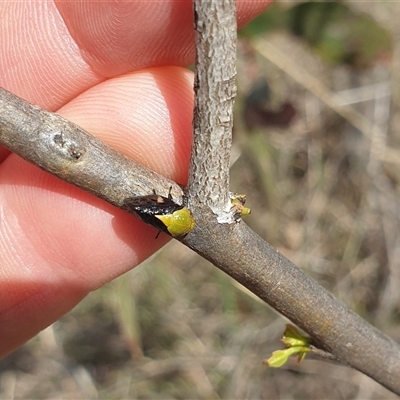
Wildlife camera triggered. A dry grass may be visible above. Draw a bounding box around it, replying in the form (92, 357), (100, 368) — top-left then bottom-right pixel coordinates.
(1, 2), (400, 399)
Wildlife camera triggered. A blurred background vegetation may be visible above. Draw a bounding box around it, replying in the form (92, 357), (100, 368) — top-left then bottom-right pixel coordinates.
(1, 1), (400, 399)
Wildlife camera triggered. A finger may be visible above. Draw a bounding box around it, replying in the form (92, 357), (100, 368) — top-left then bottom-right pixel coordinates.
(58, 67), (194, 184)
(0, 0), (271, 109)
(55, 0), (271, 76)
(0, 67), (193, 358)
(0, 1), (101, 110)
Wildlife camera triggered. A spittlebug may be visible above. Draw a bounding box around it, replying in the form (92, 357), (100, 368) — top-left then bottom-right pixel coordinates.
(123, 190), (195, 238)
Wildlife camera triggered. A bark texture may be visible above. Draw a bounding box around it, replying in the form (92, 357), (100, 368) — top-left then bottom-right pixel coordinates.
(0, 0), (399, 394)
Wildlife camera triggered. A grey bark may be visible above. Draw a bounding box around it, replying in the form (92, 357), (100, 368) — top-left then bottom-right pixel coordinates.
(0, 0), (399, 395)
(0, 87), (185, 206)
(187, 0), (237, 223)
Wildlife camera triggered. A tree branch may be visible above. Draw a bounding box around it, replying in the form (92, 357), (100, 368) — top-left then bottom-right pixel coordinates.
(0, 0), (399, 395)
(0, 87), (185, 206)
(183, 218), (400, 393)
(188, 0), (236, 223)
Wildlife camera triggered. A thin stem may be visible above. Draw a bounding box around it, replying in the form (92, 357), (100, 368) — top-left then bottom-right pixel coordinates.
(183, 221), (400, 394)
(187, 0), (237, 222)
(0, 87), (185, 207)
(0, 0), (399, 393)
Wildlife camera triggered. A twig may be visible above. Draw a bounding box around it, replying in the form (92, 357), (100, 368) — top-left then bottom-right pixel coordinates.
(187, 0), (237, 223)
(0, 0), (399, 394)
(0, 87), (185, 207)
(309, 345), (339, 363)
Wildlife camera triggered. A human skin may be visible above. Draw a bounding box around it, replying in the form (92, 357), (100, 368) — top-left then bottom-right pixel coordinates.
(0, 0), (271, 358)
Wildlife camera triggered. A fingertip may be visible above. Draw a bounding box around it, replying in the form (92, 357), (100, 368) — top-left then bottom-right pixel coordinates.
(58, 66), (194, 185)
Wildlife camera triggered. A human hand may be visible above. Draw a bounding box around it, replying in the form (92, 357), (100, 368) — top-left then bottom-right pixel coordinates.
(0, 0), (271, 358)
